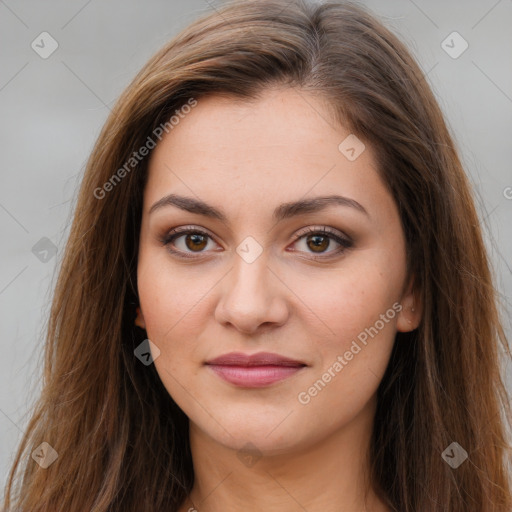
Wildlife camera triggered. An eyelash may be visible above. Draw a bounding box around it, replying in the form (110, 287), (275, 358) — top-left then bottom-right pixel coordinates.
(159, 225), (353, 261)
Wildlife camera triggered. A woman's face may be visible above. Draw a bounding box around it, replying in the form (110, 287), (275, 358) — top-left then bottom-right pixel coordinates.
(137, 87), (420, 455)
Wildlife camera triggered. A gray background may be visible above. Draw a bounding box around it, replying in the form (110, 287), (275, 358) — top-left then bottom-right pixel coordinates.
(1, 0), (511, 489)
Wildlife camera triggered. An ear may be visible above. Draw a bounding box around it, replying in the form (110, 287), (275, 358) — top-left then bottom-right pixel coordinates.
(134, 306), (147, 330)
(396, 274), (422, 332)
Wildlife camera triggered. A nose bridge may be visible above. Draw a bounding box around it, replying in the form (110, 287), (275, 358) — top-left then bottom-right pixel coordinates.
(215, 243), (287, 331)
(228, 245), (273, 302)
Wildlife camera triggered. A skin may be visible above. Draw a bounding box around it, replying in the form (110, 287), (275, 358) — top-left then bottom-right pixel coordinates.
(136, 86), (422, 512)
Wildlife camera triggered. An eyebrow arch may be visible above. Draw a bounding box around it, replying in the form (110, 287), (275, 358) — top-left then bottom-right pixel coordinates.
(148, 193), (369, 222)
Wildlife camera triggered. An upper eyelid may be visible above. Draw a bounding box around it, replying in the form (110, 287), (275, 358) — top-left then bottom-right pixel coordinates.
(291, 225), (347, 240)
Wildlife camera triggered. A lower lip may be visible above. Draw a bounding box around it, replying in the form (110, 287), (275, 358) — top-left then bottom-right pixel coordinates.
(206, 364), (305, 387)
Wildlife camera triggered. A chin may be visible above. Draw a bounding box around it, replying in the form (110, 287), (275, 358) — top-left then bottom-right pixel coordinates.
(191, 410), (313, 456)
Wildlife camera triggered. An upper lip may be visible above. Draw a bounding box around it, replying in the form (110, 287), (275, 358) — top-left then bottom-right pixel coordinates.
(205, 351), (307, 367)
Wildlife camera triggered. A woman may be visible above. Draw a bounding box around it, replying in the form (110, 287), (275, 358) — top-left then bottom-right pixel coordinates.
(2, 0), (511, 511)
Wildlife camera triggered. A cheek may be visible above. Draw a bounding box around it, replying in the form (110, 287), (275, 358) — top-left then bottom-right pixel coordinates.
(306, 263), (402, 343)
(136, 259), (225, 399)
(137, 264), (205, 396)
(312, 289), (398, 388)
(296, 286), (398, 431)
(298, 259), (402, 395)
(137, 256), (204, 341)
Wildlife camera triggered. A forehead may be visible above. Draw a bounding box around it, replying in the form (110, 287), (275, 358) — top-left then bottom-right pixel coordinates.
(154, 88), (339, 157)
(143, 87), (391, 223)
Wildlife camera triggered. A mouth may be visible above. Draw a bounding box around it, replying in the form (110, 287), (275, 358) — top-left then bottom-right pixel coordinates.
(204, 351), (307, 388)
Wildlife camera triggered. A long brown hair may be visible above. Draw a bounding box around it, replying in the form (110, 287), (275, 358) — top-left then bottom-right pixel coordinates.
(3, 1), (511, 510)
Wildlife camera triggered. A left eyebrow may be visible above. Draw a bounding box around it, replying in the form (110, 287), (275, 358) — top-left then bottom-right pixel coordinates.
(148, 193), (370, 222)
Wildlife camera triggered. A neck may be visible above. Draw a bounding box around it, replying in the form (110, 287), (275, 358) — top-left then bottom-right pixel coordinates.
(182, 396), (389, 512)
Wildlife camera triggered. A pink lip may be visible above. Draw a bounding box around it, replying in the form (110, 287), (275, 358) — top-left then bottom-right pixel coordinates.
(205, 351), (307, 388)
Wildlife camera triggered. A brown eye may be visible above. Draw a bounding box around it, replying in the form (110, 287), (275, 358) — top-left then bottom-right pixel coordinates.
(291, 227), (353, 259)
(184, 233), (208, 251)
(161, 227), (217, 259)
(161, 225), (353, 261)
(306, 234), (330, 253)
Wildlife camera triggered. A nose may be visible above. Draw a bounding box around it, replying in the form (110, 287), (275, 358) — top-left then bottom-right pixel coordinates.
(214, 251), (289, 335)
